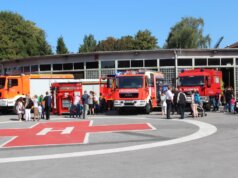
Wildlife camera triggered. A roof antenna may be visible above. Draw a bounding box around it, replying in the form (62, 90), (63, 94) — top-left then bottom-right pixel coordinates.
(214, 36), (224, 48)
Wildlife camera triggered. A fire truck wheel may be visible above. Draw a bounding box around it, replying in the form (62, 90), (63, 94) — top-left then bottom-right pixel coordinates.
(145, 103), (151, 114)
(117, 108), (124, 115)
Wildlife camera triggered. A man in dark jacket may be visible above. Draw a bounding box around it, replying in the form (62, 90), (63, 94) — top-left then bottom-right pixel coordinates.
(43, 91), (51, 120)
(177, 88), (187, 119)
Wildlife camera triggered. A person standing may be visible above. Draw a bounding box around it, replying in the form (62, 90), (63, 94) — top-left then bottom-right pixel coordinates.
(88, 91), (94, 115)
(33, 95), (39, 121)
(160, 92), (167, 116)
(16, 98), (24, 121)
(165, 86), (173, 119)
(43, 91), (51, 120)
(24, 94), (33, 121)
(38, 95), (45, 119)
(81, 91), (89, 119)
(38, 103), (43, 119)
(172, 88), (179, 114)
(177, 89), (187, 119)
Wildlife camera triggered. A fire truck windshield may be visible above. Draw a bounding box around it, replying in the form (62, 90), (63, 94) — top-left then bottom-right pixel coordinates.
(179, 76), (205, 86)
(0, 78), (6, 89)
(116, 76), (143, 89)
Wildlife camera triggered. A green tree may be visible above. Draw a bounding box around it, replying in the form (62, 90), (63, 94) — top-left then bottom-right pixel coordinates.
(0, 11), (52, 60)
(56, 36), (69, 54)
(134, 29), (158, 50)
(117, 35), (135, 50)
(96, 37), (118, 51)
(79, 34), (97, 53)
(165, 17), (211, 49)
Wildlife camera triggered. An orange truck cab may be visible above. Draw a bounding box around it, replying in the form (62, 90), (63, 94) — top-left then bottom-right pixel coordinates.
(0, 74), (74, 113)
(113, 70), (164, 114)
(177, 69), (223, 110)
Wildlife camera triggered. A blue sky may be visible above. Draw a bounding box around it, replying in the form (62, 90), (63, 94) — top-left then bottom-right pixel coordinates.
(0, 0), (237, 53)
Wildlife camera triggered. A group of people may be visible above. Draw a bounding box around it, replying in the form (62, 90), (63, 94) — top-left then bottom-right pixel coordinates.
(161, 86), (201, 119)
(211, 87), (236, 113)
(16, 91), (52, 121)
(69, 90), (108, 119)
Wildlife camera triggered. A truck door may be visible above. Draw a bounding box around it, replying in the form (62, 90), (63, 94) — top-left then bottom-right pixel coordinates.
(7, 78), (20, 98)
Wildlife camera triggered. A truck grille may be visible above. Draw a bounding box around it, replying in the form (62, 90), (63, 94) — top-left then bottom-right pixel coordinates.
(119, 93), (138, 98)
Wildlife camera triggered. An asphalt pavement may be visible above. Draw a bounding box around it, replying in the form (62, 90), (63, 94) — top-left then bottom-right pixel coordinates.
(0, 111), (237, 178)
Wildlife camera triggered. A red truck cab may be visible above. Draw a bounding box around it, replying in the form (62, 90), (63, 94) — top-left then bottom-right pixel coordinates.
(177, 69), (222, 110)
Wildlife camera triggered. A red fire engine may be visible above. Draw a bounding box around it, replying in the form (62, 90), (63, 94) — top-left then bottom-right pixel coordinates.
(177, 68), (223, 110)
(112, 70), (164, 114)
(51, 79), (108, 115)
(51, 82), (82, 115)
(99, 75), (115, 110)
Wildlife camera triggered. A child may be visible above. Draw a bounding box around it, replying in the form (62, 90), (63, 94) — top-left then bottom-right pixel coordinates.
(231, 96), (235, 113)
(69, 101), (77, 118)
(76, 100), (84, 118)
(38, 102), (43, 120)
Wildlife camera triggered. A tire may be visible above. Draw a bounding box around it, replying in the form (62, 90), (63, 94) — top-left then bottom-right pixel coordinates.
(117, 108), (123, 115)
(145, 103), (151, 114)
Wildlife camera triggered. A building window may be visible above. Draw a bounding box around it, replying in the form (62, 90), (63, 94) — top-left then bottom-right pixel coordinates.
(101, 61), (115, 68)
(178, 58), (192, 66)
(86, 62), (98, 69)
(195, 58), (207, 66)
(53, 64), (63, 71)
(74, 63), (84, 69)
(24, 66), (30, 73)
(160, 59), (175, 67)
(40, 64), (51, 71)
(31, 65), (38, 72)
(118, 60), (130, 68)
(221, 58), (233, 66)
(145, 59), (157, 67)
(63, 63), (73, 70)
(208, 58), (220, 66)
(131, 60), (143, 67)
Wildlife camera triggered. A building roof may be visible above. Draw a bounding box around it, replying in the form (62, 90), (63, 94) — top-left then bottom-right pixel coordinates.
(1, 48), (238, 64)
(226, 42), (238, 48)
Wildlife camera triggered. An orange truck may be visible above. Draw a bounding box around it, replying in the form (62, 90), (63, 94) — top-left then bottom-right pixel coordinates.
(0, 74), (74, 113)
(112, 70), (164, 114)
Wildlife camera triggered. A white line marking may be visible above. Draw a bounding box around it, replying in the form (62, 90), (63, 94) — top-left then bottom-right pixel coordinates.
(0, 119), (217, 164)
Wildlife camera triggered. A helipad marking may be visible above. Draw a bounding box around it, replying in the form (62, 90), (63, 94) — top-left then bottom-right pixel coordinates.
(0, 119), (217, 164)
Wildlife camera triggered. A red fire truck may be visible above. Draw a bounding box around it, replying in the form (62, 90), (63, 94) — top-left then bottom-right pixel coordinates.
(51, 79), (108, 115)
(177, 69), (223, 110)
(51, 82), (82, 115)
(112, 70), (164, 114)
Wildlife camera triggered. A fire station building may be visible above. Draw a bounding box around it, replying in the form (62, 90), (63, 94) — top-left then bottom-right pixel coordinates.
(1, 48), (238, 97)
